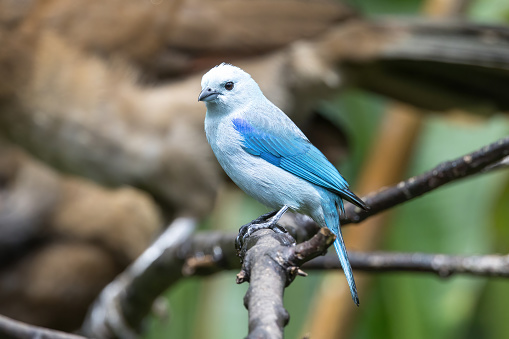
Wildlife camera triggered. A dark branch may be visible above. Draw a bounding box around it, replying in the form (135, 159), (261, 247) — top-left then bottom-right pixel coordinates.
(306, 251), (509, 277)
(236, 228), (336, 339)
(0, 314), (87, 339)
(341, 136), (509, 224)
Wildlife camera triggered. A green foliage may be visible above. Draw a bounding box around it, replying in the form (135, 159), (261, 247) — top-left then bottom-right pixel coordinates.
(469, 0), (509, 23)
(320, 89), (387, 182)
(353, 115), (509, 339)
(145, 279), (201, 339)
(348, 0), (424, 15)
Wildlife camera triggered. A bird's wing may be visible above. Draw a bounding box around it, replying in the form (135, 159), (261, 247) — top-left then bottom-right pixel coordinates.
(232, 117), (354, 199)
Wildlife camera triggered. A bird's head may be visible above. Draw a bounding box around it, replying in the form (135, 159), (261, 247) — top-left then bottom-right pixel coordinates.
(198, 63), (262, 112)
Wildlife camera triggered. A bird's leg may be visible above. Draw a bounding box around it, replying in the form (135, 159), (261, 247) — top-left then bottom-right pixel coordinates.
(235, 205), (289, 251)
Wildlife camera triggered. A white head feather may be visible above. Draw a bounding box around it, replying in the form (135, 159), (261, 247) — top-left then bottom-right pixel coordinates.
(199, 63), (265, 114)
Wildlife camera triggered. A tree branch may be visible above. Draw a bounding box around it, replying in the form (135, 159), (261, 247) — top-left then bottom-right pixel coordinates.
(341, 136), (509, 225)
(0, 314), (87, 339)
(82, 217), (198, 339)
(236, 228), (336, 339)
(305, 251), (509, 277)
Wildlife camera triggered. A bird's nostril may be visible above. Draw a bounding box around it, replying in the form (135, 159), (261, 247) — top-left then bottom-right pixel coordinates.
(208, 88), (211, 91)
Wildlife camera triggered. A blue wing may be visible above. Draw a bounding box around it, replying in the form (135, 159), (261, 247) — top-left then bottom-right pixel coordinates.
(232, 118), (359, 204)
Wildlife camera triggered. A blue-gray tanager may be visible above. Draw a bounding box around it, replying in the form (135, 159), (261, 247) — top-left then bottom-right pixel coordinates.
(198, 63), (367, 305)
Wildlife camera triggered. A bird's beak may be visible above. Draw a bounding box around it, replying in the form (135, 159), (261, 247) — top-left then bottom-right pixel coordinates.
(198, 87), (220, 102)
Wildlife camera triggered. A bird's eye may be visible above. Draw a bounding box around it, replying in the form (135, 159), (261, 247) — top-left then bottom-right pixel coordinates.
(225, 82), (234, 91)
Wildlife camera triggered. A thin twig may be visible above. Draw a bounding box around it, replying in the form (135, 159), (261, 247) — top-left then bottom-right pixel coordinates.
(305, 251), (509, 277)
(0, 315), (87, 339)
(483, 155), (509, 172)
(341, 136), (509, 224)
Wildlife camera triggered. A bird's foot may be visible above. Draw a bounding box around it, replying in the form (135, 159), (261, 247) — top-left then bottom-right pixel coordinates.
(235, 205), (289, 252)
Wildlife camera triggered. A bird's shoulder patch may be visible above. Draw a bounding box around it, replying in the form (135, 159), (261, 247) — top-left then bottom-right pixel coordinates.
(231, 118), (280, 165)
(232, 118), (254, 135)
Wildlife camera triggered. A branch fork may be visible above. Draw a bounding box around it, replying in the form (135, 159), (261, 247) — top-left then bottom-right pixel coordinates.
(236, 226), (336, 338)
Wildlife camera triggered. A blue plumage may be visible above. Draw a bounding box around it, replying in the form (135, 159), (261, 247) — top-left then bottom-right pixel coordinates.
(233, 118), (352, 210)
(199, 63), (368, 306)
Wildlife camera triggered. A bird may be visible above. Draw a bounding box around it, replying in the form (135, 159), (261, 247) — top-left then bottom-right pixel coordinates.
(198, 63), (368, 306)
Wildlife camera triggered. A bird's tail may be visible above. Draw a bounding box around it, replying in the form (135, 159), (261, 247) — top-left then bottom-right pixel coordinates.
(324, 199), (359, 306)
(333, 231), (359, 306)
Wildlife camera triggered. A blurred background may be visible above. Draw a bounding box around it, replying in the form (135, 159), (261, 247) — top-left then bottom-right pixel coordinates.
(0, 0), (508, 338)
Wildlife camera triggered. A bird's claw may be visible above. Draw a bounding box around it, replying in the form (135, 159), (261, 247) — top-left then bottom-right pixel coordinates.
(235, 206), (289, 252)
(235, 218), (288, 252)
